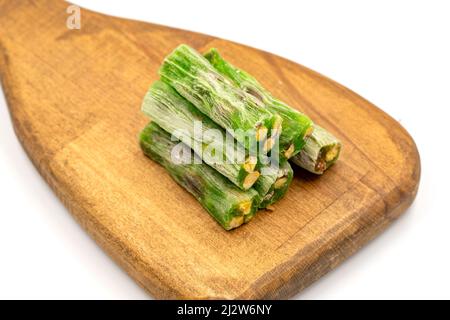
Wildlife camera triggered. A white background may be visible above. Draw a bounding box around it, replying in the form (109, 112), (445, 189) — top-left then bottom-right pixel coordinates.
(1, 0), (449, 299)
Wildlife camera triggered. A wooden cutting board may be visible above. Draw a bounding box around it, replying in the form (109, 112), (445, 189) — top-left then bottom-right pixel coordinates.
(0, 0), (420, 299)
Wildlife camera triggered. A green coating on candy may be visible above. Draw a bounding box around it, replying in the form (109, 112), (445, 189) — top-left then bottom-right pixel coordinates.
(254, 161), (294, 209)
(159, 44), (281, 153)
(204, 48), (313, 161)
(139, 122), (260, 230)
(141, 80), (260, 190)
(291, 125), (341, 174)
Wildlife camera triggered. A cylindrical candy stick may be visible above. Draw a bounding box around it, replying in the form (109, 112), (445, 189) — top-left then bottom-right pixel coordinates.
(141, 80), (260, 190)
(159, 44), (282, 153)
(203, 49), (341, 173)
(140, 122), (260, 230)
(290, 125), (341, 174)
(204, 48), (313, 161)
(254, 161), (294, 209)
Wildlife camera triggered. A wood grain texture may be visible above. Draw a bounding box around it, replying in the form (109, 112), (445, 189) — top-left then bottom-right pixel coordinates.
(0, 0), (420, 299)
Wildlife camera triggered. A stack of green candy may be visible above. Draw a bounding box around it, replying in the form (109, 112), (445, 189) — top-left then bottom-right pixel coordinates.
(140, 44), (341, 230)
